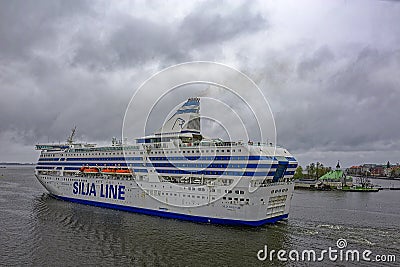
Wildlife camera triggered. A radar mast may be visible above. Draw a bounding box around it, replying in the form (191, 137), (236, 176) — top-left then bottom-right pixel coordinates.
(67, 126), (76, 144)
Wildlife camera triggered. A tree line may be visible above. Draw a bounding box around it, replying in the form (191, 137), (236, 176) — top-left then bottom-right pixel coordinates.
(293, 162), (332, 180)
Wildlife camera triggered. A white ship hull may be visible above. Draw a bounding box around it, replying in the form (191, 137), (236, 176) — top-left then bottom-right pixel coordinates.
(35, 173), (294, 226)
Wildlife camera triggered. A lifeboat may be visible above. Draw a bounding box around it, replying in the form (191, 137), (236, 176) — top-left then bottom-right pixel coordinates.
(82, 167), (99, 173)
(101, 168), (116, 174)
(115, 168), (132, 175)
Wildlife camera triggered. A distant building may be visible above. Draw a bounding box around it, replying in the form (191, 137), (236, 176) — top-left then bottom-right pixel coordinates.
(370, 166), (384, 177)
(319, 170), (353, 188)
(385, 165), (400, 177)
(346, 163), (400, 178)
(362, 164), (376, 175)
(347, 166), (362, 176)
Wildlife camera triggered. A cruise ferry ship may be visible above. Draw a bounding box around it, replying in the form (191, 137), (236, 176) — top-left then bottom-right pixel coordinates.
(35, 98), (297, 226)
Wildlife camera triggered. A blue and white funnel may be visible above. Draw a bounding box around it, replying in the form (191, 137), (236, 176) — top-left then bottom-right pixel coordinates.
(155, 98), (200, 136)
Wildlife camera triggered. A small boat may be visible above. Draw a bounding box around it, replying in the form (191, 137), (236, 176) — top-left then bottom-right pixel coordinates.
(82, 167), (100, 173)
(341, 185), (379, 192)
(115, 169), (132, 174)
(101, 168), (117, 174)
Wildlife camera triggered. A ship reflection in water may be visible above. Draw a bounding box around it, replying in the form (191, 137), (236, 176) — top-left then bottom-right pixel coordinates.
(0, 166), (398, 266)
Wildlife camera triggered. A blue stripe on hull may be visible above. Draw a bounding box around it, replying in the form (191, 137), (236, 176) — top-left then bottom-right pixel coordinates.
(52, 195), (288, 227)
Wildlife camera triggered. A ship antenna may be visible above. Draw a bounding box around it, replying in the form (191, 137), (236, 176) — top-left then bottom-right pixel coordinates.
(67, 126), (76, 144)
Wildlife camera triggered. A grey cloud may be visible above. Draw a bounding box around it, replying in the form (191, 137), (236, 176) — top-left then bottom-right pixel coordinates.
(297, 46), (335, 79)
(71, 16), (187, 70)
(0, 0), (91, 61)
(0, 0), (399, 167)
(274, 47), (400, 160)
(179, 1), (266, 47)
(69, 1), (266, 70)
(0, 55), (128, 146)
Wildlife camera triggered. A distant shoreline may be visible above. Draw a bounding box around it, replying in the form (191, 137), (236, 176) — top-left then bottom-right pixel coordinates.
(359, 176), (400, 181)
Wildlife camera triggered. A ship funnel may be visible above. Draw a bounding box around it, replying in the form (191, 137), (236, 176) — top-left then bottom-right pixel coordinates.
(155, 98), (200, 135)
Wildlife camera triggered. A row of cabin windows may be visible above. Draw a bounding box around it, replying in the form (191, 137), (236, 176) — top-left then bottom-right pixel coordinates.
(150, 149), (242, 154)
(43, 151), (141, 157)
(272, 188), (289, 193)
(222, 197), (249, 202)
(149, 184), (207, 192)
(42, 148), (243, 157)
(225, 190), (245, 194)
(153, 192), (215, 200)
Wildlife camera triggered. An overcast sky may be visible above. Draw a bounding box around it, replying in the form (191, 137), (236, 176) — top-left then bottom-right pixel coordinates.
(1, 0), (399, 167)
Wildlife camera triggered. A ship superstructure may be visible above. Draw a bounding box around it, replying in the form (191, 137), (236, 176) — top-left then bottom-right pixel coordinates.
(35, 98), (297, 226)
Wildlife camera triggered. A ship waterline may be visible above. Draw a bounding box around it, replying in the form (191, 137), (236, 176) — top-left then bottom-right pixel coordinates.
(35, 98), (297, 226)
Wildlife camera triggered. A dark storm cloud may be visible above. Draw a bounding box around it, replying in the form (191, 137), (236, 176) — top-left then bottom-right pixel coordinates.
(0, 0), (267, 161)
(0, 56), (127, 144)
(70, 1), (265, 70)
(274, 47), (400, 158)
(70, 16), (185, 70)
(0, 0), (91, 61)
(0, 0), (399, 166)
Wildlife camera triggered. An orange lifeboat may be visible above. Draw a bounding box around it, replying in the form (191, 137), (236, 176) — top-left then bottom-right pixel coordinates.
(82, 167), (99, 173)
(115, 168), (132, 175)
(102, 168), (116, 174)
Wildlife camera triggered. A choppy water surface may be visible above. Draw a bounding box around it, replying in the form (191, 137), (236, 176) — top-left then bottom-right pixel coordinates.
(0, 166), (398, 266)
